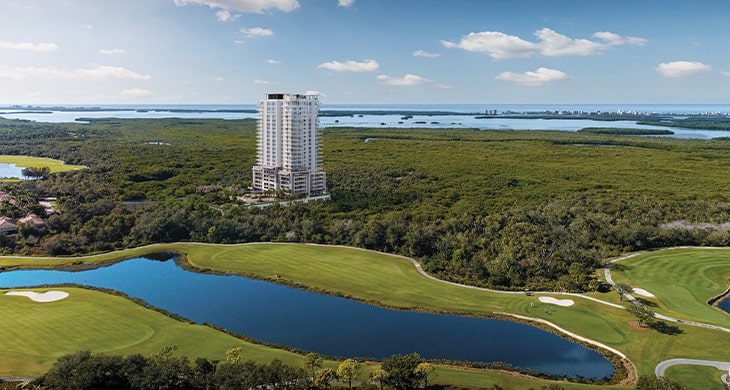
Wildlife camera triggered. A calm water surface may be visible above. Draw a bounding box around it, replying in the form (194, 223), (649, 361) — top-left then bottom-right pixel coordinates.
(0, 163), (25, 178)
(0, 257), (613, 379)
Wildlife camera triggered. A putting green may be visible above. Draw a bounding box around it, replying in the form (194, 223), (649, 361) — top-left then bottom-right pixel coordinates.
(610, 248), (730, 327)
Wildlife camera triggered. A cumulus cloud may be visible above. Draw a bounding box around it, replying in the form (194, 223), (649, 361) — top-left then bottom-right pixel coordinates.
(173, 0), (300, 13)
(441, 31), (536, 59)
(442, 28), (648, 59)
(338, 0), (354, 7)
(376, 73), (431, 86)
(240, 27), (274, 37)
(0, 41), (60, 52)
(495, 67), (569, 86)
(216, 9), (240, 21)
(0, 65), (151, 81)
(99, 48), (127, 55)
(317, 59), (379, 72)
(536, 28), (606, 56)
(121, 88), (154, 97)
(655, 61), (711, 78)
(413, 50), (440, 58)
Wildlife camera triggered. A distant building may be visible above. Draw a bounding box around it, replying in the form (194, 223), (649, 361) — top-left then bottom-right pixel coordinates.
(252, 93), (326, 196)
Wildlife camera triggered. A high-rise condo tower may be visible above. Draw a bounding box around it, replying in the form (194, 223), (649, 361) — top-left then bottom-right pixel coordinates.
(252, 93), (326, 196)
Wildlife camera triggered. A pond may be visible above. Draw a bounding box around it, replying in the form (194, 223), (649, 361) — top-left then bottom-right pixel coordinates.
(0, 163), (26, 179)
(0, 257), (614, 380)
(719, 295), (730, 314)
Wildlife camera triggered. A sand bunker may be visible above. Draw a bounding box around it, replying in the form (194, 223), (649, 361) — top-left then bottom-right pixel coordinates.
(632, 288), (655, 298)
(5, 290), (69, 302)
(538, 296), (574, 307)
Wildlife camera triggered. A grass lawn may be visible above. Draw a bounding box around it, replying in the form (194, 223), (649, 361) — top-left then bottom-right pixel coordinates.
(609, 248), (730, 327)
(0, 286), (306, 377)
(664, 364), (728, 390)
(1, 243), (729, 389)
(0, 155), (86, 174)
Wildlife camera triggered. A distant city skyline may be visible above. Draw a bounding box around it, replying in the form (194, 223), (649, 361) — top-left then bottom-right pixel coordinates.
(2, 0), (730, 104)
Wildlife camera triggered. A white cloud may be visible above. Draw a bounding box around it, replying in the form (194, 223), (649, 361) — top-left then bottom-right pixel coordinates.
(99, 48), (127, 55)
(495, 67), (569, 86)
(80, 24), (94, 30)
(240, 27), (274, 37)
(0, 41), (60, 52)
(594, 32), (647, 47)
(213, 76), (224, 81)
(627, 36), (648, 46)
(593, 31), (624, 46)
(441, 31), (536, 59)
(216, 10), (240, 21)
(173, 0), (300, 13)
(0, 65), (151, 81)
(254, 79), (269, 84)
(413, 50), (440, 58)
(442, 28), (648, 59)
(376, 74), (431, 86)
(304, 90), (322, 96)
(536, 28), (605, 56)
(655, 61), (711, 78)
(338, 0), (354, 7)
(317, 59), (379, 72)
(267, 59), (281, 64)
(121, 88), (154, 97)
(436, 84), (453, 89)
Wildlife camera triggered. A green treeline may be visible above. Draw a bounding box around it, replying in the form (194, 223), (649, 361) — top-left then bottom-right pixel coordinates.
(29, 350), (448, 390)
(1, 118), (730, 291)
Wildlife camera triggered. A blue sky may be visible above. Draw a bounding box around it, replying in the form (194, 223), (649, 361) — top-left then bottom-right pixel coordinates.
(2, 0), (729, 105)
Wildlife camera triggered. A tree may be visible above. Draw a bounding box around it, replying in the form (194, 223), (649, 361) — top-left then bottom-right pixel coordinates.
(225, 347), (244, 364)
(381, 353), (422, 390)
(303, 352), (323, 382)
(615, 283), (634, 302)
(635, 375), (686, 390)
(337, 359), (361, 390)
(414, 362), (435, 389)
(626, 302), (654, 327)
(369, 368), (388, 390)
(21, 166), (50, 180)
(314, 368), (337, 390)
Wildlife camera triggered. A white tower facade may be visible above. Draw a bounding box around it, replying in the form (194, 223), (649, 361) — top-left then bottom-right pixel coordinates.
(252, 93), (326, 196)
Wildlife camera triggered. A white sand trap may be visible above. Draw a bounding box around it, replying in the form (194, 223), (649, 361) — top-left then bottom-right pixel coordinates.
(5, 290), (69, 302)
(632, 288), (655, 298)
(538, 296), (574, 307)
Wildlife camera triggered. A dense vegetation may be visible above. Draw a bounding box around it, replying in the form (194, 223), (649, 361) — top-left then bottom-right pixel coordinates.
(1, 117), (730, 291)
(639, 116), (730, 131)
(28, 350), (465, 390)
(577, 128), (673, 135)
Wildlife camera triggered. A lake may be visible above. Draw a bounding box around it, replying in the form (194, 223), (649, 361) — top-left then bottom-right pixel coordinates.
(0, 163), (25, 179)
(0, 257), (614, 380)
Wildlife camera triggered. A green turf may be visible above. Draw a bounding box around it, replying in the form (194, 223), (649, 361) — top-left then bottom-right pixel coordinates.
(2, 243), (730, 389)
(664, 364), (728, 390)
(0, 155), (86, 174)
(609, 248), (730, 327)
(0, 286), (306, 377)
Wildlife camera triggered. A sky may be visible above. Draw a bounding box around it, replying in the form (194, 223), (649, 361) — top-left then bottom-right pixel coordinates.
(1, 0), (730, 105)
